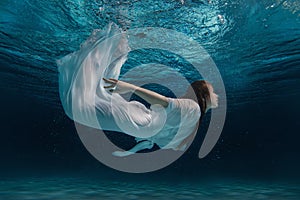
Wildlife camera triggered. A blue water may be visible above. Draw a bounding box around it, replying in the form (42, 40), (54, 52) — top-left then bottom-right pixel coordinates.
(0, 0), (300, 199)
(1, 0), (299, 107)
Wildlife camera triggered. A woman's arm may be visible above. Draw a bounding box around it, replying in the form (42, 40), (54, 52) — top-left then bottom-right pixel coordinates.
(103, 78), (169, 108)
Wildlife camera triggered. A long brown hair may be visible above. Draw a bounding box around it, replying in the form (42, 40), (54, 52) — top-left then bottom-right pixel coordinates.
(182, 80), (211, 122)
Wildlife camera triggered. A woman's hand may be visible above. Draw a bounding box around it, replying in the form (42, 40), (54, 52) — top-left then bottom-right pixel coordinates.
(103, 78), (136, 94)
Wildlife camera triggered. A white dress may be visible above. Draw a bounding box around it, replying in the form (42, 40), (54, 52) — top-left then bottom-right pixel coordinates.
(135, 98), (200, 149)
(57, 23), (201, 155)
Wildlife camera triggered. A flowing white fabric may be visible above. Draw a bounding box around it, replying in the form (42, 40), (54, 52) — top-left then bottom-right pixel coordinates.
(57, 23), (166, 138)
(57, 22), (201, 151)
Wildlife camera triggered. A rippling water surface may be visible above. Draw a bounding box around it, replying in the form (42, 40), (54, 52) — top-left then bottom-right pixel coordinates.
(1, 0), (299, 108)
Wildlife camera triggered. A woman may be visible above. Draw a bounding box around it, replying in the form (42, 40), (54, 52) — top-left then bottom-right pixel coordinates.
(103, 77), (218, 157)
(57, 22), (218, 157)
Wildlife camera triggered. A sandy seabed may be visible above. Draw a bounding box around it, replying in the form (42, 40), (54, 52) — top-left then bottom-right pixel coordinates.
(0, 177), (299, 200)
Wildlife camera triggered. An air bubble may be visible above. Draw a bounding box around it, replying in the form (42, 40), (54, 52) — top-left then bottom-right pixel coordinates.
(218, 14), (225, 24)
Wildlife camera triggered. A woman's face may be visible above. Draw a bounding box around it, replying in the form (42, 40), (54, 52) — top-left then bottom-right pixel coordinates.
(207, 84), (219, 108)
